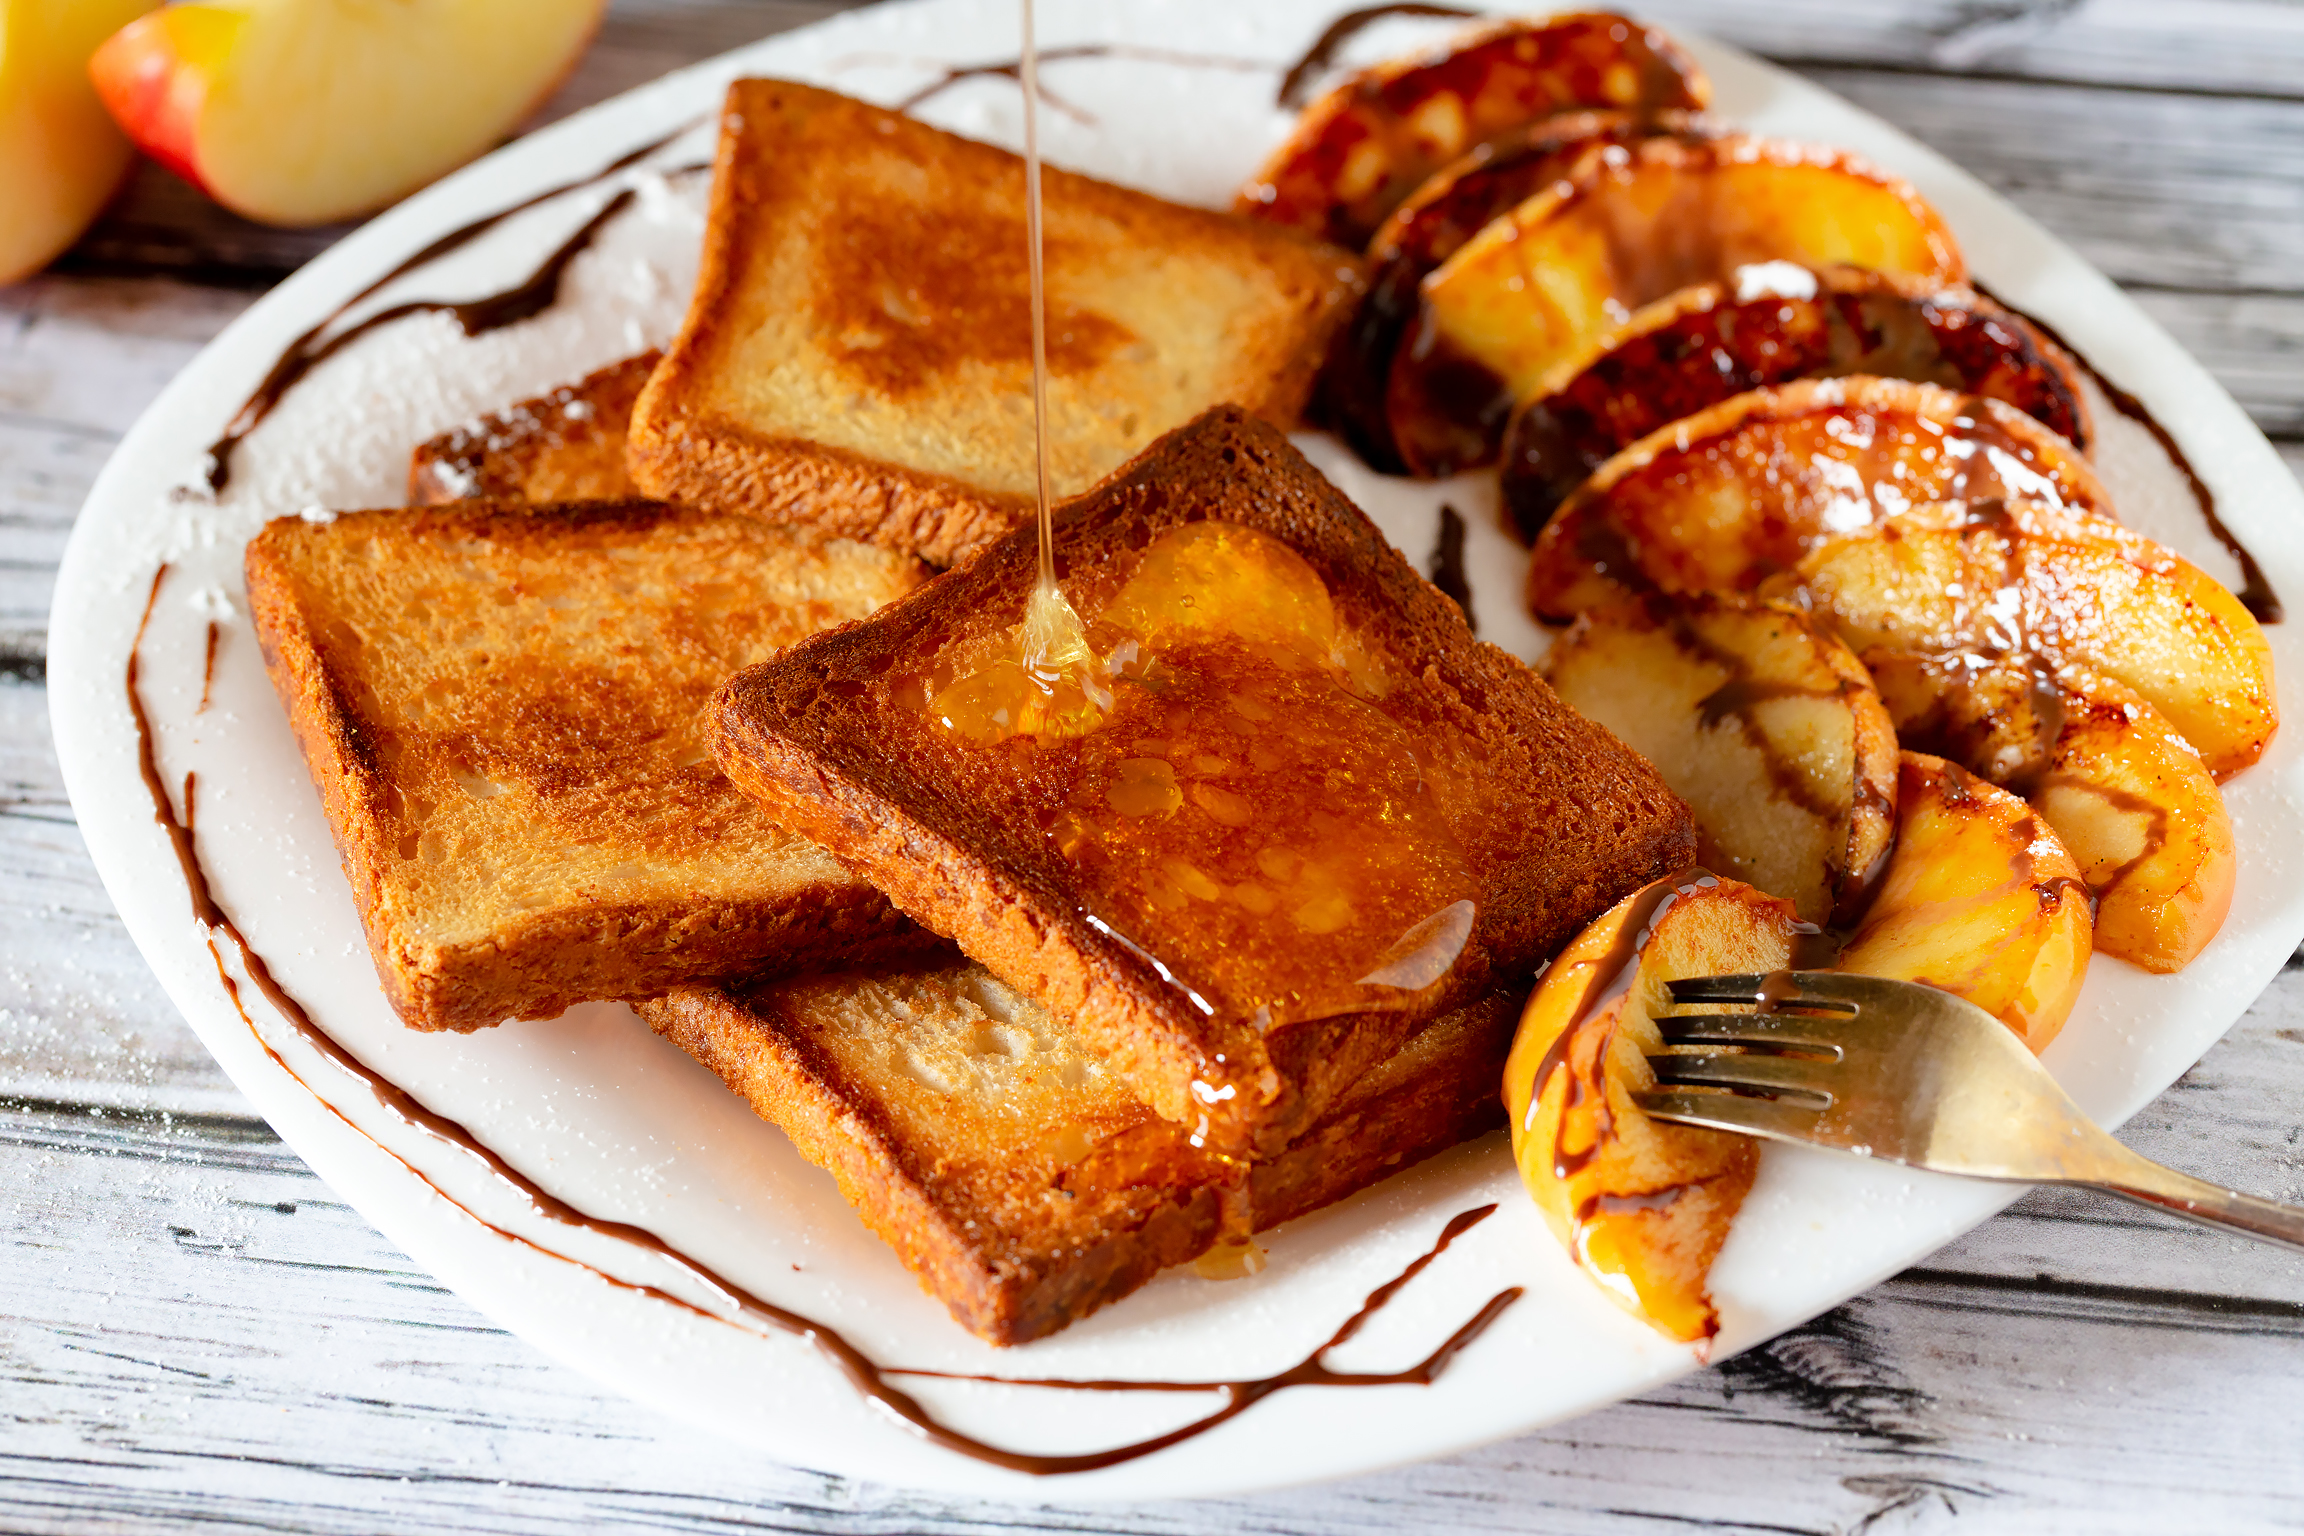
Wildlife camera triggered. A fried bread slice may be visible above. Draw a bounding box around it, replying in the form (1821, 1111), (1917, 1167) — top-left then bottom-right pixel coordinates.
(246, 498), (939, 1030)
(640, 961), (1517, 1344)
(709, 406), (1695, 1157)
(629, 80), (1367, 566)
(408, 351), (658, 505)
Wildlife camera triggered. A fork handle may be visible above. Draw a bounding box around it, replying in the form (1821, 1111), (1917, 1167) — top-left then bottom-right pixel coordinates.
(2082, 1147), (2304, 1252)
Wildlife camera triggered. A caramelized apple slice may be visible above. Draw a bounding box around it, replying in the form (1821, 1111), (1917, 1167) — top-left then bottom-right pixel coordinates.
(1503, 872), (1798, 1346)
(1872, 654), (2235, 973)
(1789, 500), (2276, 780)
(2030, 676), (2236, 973)
(1544, 596), (1896, 926)
(1237, 13), (1709, 250)
(1392, 137), (1964, 475)
(1499, 266), (2092, 539)
(1526, 379), (2112, 620)
(1319, 109), (1716, 471)
(1837, 753), (2091, 1052)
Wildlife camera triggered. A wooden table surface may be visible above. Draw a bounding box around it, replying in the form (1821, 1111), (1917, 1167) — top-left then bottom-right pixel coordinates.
(7, 2), (2304, 1530)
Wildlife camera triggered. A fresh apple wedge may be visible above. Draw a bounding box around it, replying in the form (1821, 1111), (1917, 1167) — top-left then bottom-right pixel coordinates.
(1525, 378), (2112, 621)
(0, 0), (159, 285)
(1788, 500), (2276, 781)
(1503, 872), (1800, 1347)
(1319, 108), (1715, 472)
(1499, 266), (2092, 539)
(1544, 596), (1897, 926)
(1837, 752), (2091, 1052)
(1390, 137), (1963, 475)
(1235, 13), (1709, 250)
(89, 0), (606, 227)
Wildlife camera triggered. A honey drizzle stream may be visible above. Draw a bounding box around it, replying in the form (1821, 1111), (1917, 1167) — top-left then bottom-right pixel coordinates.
(128, 566), (1509, 1475)
(1016, 0), (1095, 688)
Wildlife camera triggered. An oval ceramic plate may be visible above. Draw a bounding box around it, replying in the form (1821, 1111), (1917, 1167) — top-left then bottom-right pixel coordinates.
(47, 0), (2304, 1501)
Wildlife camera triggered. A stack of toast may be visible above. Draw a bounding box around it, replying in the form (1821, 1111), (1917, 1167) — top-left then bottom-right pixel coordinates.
(248, 76), (1694, 1343)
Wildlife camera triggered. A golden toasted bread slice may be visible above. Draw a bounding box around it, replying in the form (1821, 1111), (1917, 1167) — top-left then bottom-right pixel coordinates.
(246, 499), (939, 1031)
(628, 80), (1367, 567)
(640, 961), (1517, 1345)
(408, 352), (658, 505)
(708, 407), (1695, 1158)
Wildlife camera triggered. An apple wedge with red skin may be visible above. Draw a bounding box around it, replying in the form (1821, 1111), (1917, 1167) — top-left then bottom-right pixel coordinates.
(90, 0), (607, 227)
(1316, 108), (1718, 472)
(1839, 752), (2092, 1053)
(1389, 137), (1965, 475)
(1544, 595), (1898, 927)
(1236, 12), (1709, 251)
(1525, 378), (2112, 622)
(1498, 266), (2092, 540)
(0, 0), (160, 285)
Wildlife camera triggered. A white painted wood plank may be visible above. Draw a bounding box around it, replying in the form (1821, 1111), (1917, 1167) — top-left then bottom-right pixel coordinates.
(1635, 0), (2304, 100)
(1798, 65), (2304, 294)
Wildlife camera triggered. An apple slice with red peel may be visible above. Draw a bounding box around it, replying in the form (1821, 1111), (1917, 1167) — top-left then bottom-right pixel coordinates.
(1318, 108), (1717, 473)
(1544, 595), (1897, 927)
(1390, 137), (1965, 475)
(0, 0), (159, 285)
(1498, 266), (2092, 540)
(89, 0), (606, 227)
(1837, 752), (2091, 1053)
(1525, 379), (2112, 622)
(1236, 13), (1710, 251)
(1503, 872), (1799, 1347)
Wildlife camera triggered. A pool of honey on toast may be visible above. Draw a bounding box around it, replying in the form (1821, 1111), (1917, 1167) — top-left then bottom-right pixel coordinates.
(914, 520), (1478, 1033)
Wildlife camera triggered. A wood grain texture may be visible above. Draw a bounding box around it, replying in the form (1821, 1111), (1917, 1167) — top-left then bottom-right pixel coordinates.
(7, 0), (2304, 1528)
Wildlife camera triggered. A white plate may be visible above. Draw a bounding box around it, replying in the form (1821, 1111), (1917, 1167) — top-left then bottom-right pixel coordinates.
(47, 0), (2304, 1501)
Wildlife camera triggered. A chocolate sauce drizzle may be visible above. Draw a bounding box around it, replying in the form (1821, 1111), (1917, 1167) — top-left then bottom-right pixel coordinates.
(197, 621), (220, 713)
(199, 119), (702, 495)
(1977, 285), (2281, 624)
(1429, 502), (1476, 631)
(127, 568), (1512, 1476)
(1276, 4), (1482, 107)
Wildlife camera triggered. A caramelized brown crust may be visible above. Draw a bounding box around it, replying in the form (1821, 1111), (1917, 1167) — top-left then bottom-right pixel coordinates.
(707, 407), (1695, 1157)
(639, 966), (1515, 1345)
(1317, 109), (1718, 471)
(245, 498), (939, 1030)
(1237, 13), (1710, 250)
(631, 80), (1367, 567)
(408, 352), (659, 505)
(1500, 271), (2092, 538)
(1527, 377), (2112, 621)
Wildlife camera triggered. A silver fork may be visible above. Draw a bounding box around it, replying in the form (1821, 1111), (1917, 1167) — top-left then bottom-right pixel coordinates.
(1637, 971), (2304, 1250)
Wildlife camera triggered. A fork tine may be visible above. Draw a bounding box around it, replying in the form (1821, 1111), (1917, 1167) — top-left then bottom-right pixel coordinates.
(1646, 1052), (1836, 1102)
(1663, 973), (1859, 1012)
(1652, 1010), (1850, 1049)
(1634, 1089), (1827, 1141)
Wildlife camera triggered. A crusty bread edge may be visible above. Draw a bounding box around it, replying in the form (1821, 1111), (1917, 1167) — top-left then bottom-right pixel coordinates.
(629, 79), (1364, 567)
(638, 984), (1221, 1344)
(243, 503), (942, 1031)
